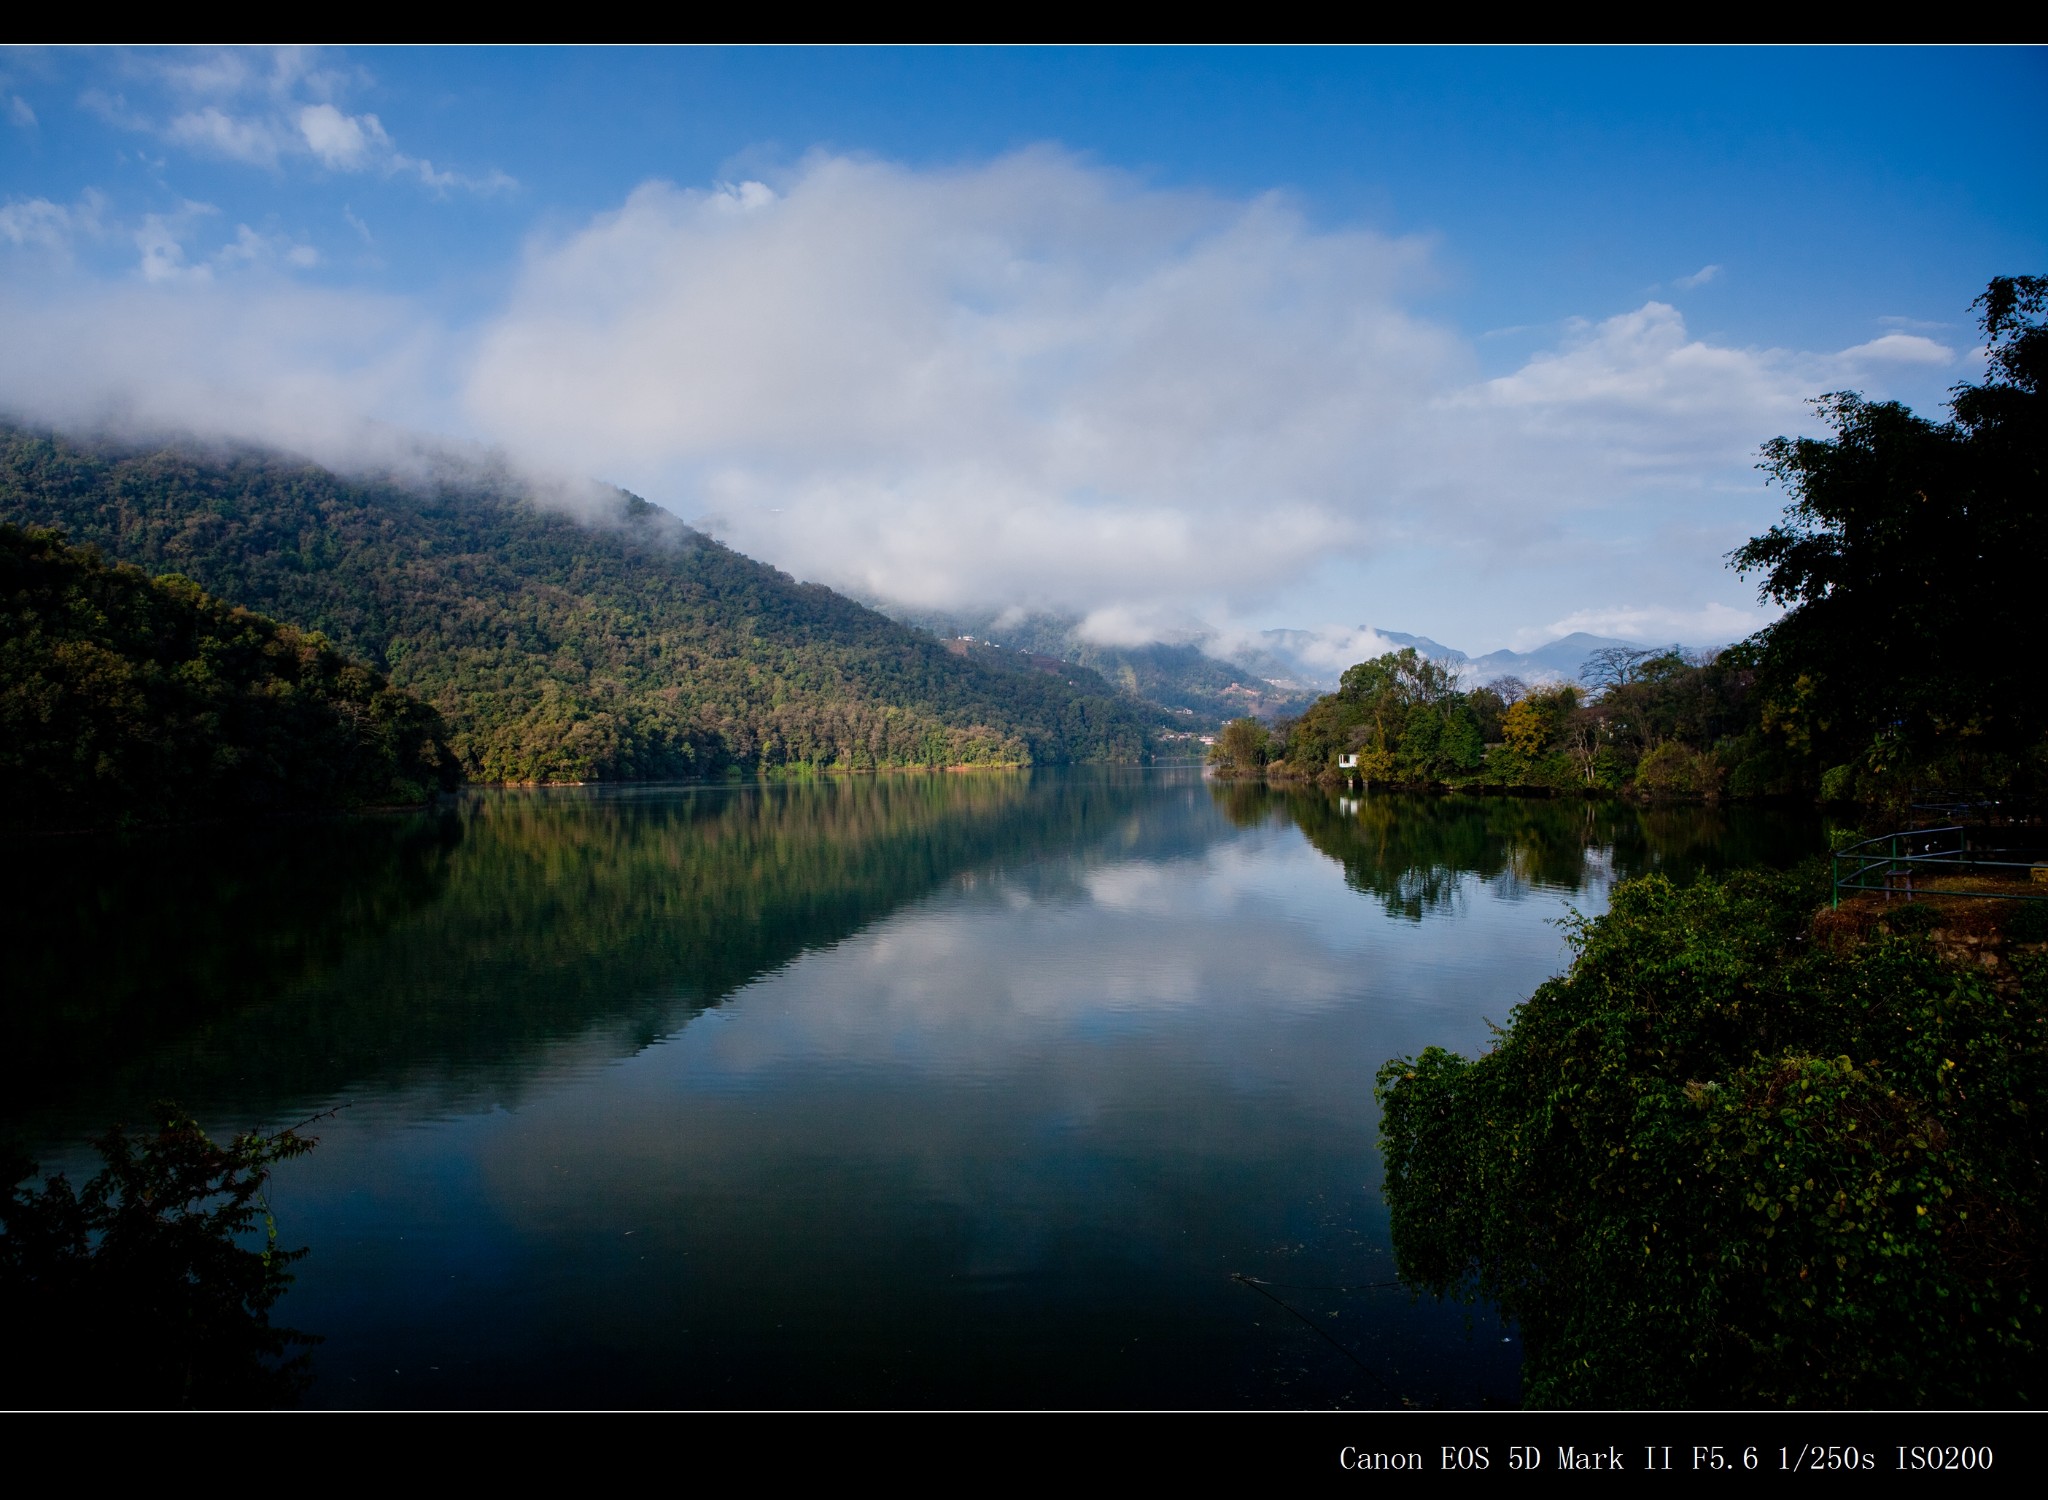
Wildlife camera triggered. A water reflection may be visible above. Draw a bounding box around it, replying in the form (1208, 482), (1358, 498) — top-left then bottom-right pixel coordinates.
(3, 811), (463, 1125)
(1224, 783), (1822, 921)
(11, 772), (1145, 1141)
(8, 771), (1824, 1407)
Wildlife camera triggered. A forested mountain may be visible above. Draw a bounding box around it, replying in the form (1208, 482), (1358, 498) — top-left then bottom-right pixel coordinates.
(0, 524), (458, 828)
(0, 427), (1151, 782)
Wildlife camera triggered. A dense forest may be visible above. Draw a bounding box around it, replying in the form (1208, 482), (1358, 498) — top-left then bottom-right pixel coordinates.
(1217, 279), (2047, 811)
(0, 524), (457, 829)
(0, 431), (1153, 783)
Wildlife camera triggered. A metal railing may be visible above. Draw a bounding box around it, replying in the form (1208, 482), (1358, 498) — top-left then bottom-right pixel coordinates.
(1832, 825), (2048, 908)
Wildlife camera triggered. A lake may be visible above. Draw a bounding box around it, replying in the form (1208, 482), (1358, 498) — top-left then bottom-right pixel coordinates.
(5, 769), (1825, 1408)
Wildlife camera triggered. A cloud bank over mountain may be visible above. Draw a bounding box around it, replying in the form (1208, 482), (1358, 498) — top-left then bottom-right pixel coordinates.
(0, 145), (1960, 649)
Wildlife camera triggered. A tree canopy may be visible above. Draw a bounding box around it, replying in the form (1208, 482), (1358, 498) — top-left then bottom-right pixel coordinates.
(0, 523), (458, 828)
(1732, 274), (2047, 801)
(1282, 647), (1484, 784)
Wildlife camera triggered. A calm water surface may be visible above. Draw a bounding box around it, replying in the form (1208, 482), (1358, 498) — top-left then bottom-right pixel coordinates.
(7, 770), (1824, 1407)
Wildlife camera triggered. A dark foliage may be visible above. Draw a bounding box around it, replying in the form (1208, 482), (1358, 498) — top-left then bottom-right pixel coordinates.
(0, 523), (458, 828)
(1376, 868), (2048, 1406)
(0, 430), (1152, 781)
(1731, 275), (2048, 803)
(0, 1108), (319, 1408)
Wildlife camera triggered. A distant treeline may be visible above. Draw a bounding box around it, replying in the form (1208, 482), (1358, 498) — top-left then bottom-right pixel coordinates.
(1208, 643), (1780, 800)
(1215, 278), (2047, 809)
(0, 524), (457, 830)
(0, 430), (1153, 784)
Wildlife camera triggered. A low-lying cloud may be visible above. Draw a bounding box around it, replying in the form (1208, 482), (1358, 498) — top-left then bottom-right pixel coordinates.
(463, 151), (1955, 630)
(464, 149), (1459, 614)
(0, 144), (1960, 647)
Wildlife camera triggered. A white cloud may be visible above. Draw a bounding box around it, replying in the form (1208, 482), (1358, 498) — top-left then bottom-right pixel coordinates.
(464, 157), (1911, 639)
(0, 181), (322, 285)
(0, 190), (107, 256)
(0, 264), (457, 469)
(1530, 601), (1773, 649)
(1833, 332), (1954, 366)
(1472, 302), (1806, 455)
(0, 147), (1927, 649)
(93, 47), (511, 196)
(215, 222), (319, 270)
(297, 102), (389, 170)
(134, 201), (219, 283)
(406, 158), (518, 197)
(7, 95), (35, 128)
(165, 104), (286, 166)
(1454, 302), (1959, 510)
(1237, 625), (1414, 682)
(1075, 602), (1213, 648)
(465, 149), (1458, 613)
(1674, 263), (1722, 289)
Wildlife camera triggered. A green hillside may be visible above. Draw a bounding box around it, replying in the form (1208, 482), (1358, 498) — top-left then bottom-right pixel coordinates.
(0, 523), (457, 829)
(0, 427), (1151, 782)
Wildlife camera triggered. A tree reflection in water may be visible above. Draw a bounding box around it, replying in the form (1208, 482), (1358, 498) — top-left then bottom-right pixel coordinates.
(1218, 783), (1822, 922)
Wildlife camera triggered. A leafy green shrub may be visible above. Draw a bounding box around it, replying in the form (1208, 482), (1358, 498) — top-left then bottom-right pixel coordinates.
(2010, 901), (2048, 943)
(1207, 716), (1271, 772)
(1376, 867), (2046, 1406)
(1588, 744), (1634, 793)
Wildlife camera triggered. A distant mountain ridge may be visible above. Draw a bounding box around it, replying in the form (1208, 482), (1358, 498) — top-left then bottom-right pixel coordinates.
(1248, 626), (1681, 691)
(878, 606), (1687, 723)
(881, 607), (1319, 728)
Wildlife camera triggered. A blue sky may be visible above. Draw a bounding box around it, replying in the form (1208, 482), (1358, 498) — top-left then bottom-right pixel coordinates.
(3, 46), (2042, 656)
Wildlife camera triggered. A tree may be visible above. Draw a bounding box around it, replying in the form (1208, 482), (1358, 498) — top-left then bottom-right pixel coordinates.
(1730, 275), (2047, 798)
(1579, 646), (1662, 695)
(1, 1108), (321, 1407)
(1208, 715), (1270, 772)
